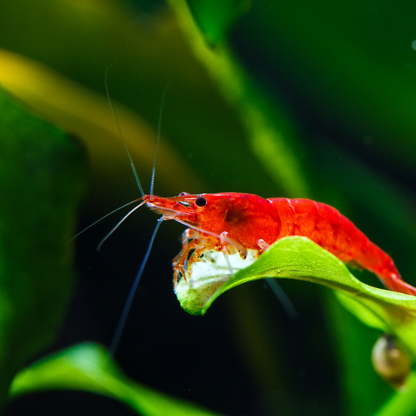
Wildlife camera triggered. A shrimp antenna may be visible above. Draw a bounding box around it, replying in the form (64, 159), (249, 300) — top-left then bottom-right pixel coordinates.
(105, 65), (145, 197)
(219, 252), (298, 321)
(149, 79), (173, 196)
(265, 279), (298, 321)
(70, 198), (142, 241)
(97, 200), (147, 252)
(109, 217), (164, 357)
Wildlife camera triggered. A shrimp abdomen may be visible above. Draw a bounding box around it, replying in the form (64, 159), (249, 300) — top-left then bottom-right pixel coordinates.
(270, 198), (416, 295)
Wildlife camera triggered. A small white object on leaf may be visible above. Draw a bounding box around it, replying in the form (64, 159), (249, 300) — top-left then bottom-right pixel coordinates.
(174, 249), (258, 315)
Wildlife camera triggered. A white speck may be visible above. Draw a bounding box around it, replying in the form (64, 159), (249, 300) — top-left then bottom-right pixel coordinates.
(411, 40), (416, 50)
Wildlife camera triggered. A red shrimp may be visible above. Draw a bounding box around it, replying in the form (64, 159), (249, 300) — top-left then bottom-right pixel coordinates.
(143, 192), (416, 296)
(101, 71), (415, 355)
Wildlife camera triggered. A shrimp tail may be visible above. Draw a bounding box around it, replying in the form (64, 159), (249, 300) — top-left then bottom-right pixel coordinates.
(356, 239), (416, 295)
(271, 198), (416, 296)
(374, 269), (416, 296)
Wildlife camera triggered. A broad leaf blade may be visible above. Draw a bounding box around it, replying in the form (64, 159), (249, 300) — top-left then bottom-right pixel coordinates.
(9, 343), (223, 416)
(177, 237), (416, 356)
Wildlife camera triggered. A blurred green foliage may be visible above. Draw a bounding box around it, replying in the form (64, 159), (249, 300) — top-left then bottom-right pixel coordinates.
(1, 0), (416, 415)
(0, 89), (86, 406)
(10, 343), (222, 416)
(186, 0), (251, 46)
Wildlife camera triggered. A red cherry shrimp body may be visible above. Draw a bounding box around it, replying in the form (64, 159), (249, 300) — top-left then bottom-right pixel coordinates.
(144, 192), (416, 296)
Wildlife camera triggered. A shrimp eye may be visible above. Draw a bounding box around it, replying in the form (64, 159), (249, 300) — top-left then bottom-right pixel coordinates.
(179, 192), (189, 197)
(195, 196), (207, 207)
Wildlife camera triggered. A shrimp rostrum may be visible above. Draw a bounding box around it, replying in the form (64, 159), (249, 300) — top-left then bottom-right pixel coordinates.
(144, 192), (416, 296)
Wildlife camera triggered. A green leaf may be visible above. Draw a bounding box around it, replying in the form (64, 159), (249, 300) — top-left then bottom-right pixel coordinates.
(9, 343), (223, 416)
(374, 372), (416, 416)
(0, 89), (86, 406)
(176, 237), (416, 355)
(185, 0), (251, 46)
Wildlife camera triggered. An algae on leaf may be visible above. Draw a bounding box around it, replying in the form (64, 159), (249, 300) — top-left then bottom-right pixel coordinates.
(0, 89), (87, 406)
